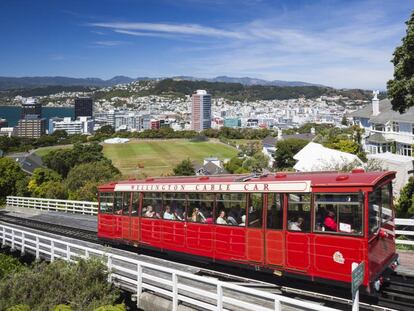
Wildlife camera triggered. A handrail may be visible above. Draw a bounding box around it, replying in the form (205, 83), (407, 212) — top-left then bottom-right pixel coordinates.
(6, 196), (98, 215)
(0, 223), (340, 311)
(395, 218), (414, 246)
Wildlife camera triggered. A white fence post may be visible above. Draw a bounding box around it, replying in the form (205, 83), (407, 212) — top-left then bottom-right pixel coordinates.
(172, 273), (178, 311)
(2, 226), (6, 247)
(274, 298), (281, 311)
(51, 241), (55, 262)
(107, 255), (113, 283)
(21, 232), (25, 255)
(136, 263), (143, 308)
(217, 282), (223, 311)
(35, 236), (40, 260)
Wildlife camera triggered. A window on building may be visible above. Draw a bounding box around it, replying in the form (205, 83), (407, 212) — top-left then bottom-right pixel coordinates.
(142, 193), (163, 218)
(400, 144), (413, 157)
(163, 193), (186, 221)
(216, 193), (246, 226)
(247, 193), (263, 228)
(287, 194), (311, 232)
(392, 121), (400, 132)
(267, 193), (283, 230)
(99, 192), (114, 214)
(113, 192), (123, 215)
(131, 192), (140, 217)
(373, 124), (385, 131)
(314, 193), (363, 235)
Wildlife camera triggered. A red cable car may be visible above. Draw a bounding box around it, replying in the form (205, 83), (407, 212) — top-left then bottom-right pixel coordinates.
(97, 171), (398, 292)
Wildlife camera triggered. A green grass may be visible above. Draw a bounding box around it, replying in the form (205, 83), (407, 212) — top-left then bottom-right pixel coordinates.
(103, 139), (238, 177)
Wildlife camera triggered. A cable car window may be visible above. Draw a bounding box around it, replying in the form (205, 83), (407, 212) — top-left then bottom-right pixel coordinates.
(142, 192), (163, 218)
(122, 192), (131, 215)
(368, 190), (380, 235)
(113, 192), (123, 215)
(267, 193), (283, 230)
(314, 194), (362, 236)
(131, 192), (140, 217)
(287, 194), (311, 232)
(247, 193), (263, 228)
(163, 193), (186, 221)
(381, 183), (393, 224)
(216, 193), (246, 226)
(99, 192), (114, 214)
(187, 193), (214, 224)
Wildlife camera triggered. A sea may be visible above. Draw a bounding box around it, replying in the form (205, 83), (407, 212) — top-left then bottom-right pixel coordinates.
(0, 106), (74, 127)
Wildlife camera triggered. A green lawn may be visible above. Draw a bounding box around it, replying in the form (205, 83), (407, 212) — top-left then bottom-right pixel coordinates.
(103, 139), (238, 177)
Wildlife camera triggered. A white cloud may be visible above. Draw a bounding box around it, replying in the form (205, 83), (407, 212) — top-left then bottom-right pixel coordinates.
(93, 40), (127, 46)
(90, 22), (245, 39)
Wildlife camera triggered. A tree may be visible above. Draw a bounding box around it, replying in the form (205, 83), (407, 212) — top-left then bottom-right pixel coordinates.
(173, 158), (195, 176)
(274, 138), (308, 169)
(387, 12), (414, 113)
(242, 152), (270, 172)
(65, 161), (120, 201)
(0, 158), (26, 204)
(224, 156), (245, 173)
(28, 168), (62, 195)
(325, 139), (360, 155)
(396, 177), (414, 217)
(96, 125), (115, 136)
(0, 259), (120, 310)
(341, 116), (348, 126)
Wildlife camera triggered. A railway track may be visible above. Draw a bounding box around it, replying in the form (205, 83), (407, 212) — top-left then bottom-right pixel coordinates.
(379, 274), (414, 311)
(0, 212), (404, 311)
(0, 212), (98, 243)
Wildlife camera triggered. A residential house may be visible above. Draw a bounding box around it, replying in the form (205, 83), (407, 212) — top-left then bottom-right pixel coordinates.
(351, 92), (414, 157)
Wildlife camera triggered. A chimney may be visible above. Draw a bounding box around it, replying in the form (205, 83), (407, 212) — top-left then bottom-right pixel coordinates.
(372, 90), (380, 116)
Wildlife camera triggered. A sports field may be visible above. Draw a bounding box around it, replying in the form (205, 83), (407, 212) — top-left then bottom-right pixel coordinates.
(102, 139), (238, 177)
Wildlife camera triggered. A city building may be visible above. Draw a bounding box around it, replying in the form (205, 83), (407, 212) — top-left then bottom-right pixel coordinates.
(191, 90), (211, 132)
(0, 127), (16, 137)
(49, 117), (94, 135)
(21, 97), (42, 118)
(150, 119), (160, 130)
(16, 98), (46, 138)
(351, 92), (414, 156)
(74, 97), (93, 118)
(16, 118), (46, 138)
(0, 118), (8, 128)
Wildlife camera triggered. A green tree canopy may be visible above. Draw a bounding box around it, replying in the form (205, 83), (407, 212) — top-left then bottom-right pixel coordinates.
(387, 12), (414, 113)
(173, 158), (195, 176)
(0, 158), (26, 203)
(0, 259), (119, 311)
(396, 177), (414, 217)
(65, 161), (120, 201)
(274, 138), (308, 169)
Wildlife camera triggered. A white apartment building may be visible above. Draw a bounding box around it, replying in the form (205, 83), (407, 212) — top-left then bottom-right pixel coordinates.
(49, 117), (94, 135)
(351, 92), (414, 157)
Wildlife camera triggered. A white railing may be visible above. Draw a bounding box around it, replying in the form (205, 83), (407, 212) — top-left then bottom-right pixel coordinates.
(0, 223), (340, 311)
(395, 218), (414, 246)
(6, 196), (98, 215)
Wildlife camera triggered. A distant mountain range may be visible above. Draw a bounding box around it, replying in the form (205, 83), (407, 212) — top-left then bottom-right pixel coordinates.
(0, 75), (323, 91)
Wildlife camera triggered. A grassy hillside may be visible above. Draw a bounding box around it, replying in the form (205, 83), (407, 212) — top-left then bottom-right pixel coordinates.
(102, 139), (238, 177)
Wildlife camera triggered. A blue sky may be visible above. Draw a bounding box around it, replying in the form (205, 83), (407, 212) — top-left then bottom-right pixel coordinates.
(0, 0), (413, 89)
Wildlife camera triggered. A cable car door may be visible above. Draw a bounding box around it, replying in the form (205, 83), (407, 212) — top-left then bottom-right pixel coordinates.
(264, 193), (285, 267)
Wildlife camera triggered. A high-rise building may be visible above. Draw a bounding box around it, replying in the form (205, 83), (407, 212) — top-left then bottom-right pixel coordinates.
(21, 98), (42, 118)
(74, 97), (93, 119)
(49, 117), (94, 135)
(17, 98), (46, 138)
(16, 118), (46, 138)
(191, 90), (211, 132)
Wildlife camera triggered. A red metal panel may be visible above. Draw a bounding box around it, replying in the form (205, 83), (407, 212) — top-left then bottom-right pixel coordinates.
(285, 232), (310, 272)
(162, 221), (186, 252)
(265, 230), (285, 267)
(112, 215), (122, 239)
(97, 214), (115, 239)
(312, 234), (365, 283)
(186, 223), (214, 257)
(215, 226), (246, 261)
(246, 228), (264, 263)
(130, 217), (140, 242)
(140, 218), (163, 248)
(121, 216), (131, 240)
